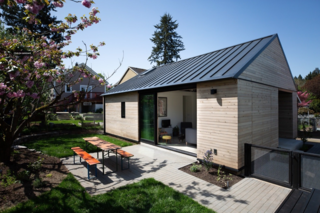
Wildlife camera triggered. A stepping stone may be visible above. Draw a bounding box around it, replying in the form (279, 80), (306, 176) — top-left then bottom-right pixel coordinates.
(12, 145), (27, 149)
(36, 151), (42, 154)
(28, 149), (36, 152)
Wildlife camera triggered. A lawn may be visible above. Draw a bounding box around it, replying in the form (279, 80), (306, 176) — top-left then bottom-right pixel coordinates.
(22, 134), (133, 158)
(1, 174), (214, 213)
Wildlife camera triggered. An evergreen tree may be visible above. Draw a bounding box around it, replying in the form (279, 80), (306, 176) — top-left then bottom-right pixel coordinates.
(305, 68), (320, 80)
(0, 3), (64, 43)
(148, 13), (185, 66)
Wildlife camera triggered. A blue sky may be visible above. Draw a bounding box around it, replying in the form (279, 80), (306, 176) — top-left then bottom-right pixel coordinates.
(54, 0), (320, 84)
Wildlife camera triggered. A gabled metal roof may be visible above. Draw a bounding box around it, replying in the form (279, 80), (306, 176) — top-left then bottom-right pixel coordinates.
(102, 34), (278, 96)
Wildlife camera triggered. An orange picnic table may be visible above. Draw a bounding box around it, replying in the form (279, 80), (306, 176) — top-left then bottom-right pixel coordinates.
(83, 137), (121, 174)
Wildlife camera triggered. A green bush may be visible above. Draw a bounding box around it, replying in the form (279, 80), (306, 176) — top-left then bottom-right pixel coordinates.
(310, 99), (320, 113)
(33, 178), (44, 188)
(17, 170), (30, 181)
(190, 163), (202, 172)
(298, 107), (314, 115)
(46, 113), (58, 121)
(95, 108), (103, 113)
(1, 170), (17, 187)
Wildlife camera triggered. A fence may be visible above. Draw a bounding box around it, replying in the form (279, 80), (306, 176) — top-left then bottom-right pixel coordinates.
(245, 143), (320, 191)
(297, 115), (320, 131)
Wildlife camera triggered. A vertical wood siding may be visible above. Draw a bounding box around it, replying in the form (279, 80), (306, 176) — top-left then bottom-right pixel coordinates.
(238, 79), (279, 168)
(105, 92), (139, 141)
(197, 79), (239, 169)
(239, 37), (296, 92)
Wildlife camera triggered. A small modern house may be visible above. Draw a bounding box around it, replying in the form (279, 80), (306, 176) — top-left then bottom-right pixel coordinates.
(115, 67), (146, 86)
(102, 34), (297, 171)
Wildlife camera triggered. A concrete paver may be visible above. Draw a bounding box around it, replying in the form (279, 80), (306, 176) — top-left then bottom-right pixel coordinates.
(62, 143), (291, 213)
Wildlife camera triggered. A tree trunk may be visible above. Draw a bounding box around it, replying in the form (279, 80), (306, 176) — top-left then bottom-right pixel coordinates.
(0, 136), (13, 163)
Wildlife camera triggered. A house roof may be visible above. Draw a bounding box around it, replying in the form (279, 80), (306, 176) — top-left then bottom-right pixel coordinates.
(102, 34), (278, 96)
(77, 63), (108, 84)
(115, 66), (147, 86)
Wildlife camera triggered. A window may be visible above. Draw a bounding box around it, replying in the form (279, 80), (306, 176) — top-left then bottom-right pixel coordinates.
(65, 84), (72, 93)
(121, 102), (125, 118)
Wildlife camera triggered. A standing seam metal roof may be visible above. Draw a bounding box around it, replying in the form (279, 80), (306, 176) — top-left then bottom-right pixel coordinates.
(102, 34), (277, 96)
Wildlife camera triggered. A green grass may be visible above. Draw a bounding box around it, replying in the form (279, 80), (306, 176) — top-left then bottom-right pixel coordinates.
(2, 174), (214, 213)
(22, 134), (133, 158)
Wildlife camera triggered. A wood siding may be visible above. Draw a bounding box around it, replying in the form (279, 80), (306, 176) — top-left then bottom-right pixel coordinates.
(279, 91), (297, 139)
(238, 79), (279, 168)
(105, 92), (139, 141)
(239, 37), (296, 92)
(197, 79), (239, 169)
(119, 69), (137, 84)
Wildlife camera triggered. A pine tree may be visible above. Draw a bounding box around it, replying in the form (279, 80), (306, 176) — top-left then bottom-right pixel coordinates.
(148, 13), (185, 66)
(0, 3), (64, 43)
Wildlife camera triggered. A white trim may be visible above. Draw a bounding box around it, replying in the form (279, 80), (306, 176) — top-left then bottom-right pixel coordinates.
(80, 85), (92, 98)
(65, 83), (72, 93)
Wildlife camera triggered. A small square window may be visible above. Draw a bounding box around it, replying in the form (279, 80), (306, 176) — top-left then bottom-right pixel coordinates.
(121, 102), (125, 118)
(65, 84), (72, 93)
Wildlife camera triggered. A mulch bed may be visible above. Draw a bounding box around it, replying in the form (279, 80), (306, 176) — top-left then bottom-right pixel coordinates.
(179, 163), (244, 189)
(0, 149), (68, 210)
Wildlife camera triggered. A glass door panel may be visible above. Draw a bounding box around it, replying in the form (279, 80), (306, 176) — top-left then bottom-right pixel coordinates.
(140, 94), (155, 142)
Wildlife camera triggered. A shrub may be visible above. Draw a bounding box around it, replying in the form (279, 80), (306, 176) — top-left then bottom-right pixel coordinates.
(28, 157), (43, 171)
(17, 170), (30, 181)
(46, 113), (58, 121)
(1, 170), (17, 187)
(216, 165), (233, 188)
(95, 108), (103, 113)
(33, 178), (44, 188)
(298, 107), (314, 115)
(203, 149), (213, 172)
(310, 99), (320, 113)
(46, 173), (53, 178)
(190, 163), (202, 173)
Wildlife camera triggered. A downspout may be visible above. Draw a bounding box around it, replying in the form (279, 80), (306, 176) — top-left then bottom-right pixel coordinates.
(103, 96), (106, 135)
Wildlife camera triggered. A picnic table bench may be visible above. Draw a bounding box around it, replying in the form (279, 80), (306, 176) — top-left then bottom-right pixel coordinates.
(111, 149), (134, 170)
(71, 147), (100, 180)
(83, 137), (134, 172)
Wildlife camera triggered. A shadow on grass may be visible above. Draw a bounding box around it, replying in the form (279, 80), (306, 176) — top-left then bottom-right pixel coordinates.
(3, 174), (215, 213)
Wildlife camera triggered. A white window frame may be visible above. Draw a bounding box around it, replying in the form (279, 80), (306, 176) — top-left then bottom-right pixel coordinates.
(80, 85), (92, 98)
(65, 83), (72, 93)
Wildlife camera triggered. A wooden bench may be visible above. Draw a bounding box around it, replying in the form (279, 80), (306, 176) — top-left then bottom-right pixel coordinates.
(110, 149), (134, 170)
(71, 147), (100, 180)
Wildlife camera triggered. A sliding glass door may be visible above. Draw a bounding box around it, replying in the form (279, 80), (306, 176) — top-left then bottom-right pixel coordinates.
(140, 94), (156, 143)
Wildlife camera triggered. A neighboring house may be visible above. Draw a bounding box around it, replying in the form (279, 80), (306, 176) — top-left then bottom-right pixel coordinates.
(101, 34), (297, 172)
(54, 63), (106, 113)
(115, 67), (146, 86)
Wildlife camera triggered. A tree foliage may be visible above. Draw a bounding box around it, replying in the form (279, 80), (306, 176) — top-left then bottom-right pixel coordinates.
(305, 67), (320, 80)
(0, 2), (64, 43)
(0, 0), (121, 163)
(148, 13), (185, 66)
(302, 74), (320, 99)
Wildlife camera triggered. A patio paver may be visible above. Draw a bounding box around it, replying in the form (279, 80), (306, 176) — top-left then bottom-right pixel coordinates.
(61, 143), (291, 213)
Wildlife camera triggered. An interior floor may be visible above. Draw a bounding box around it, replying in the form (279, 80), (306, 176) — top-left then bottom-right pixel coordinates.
(158, 136), (197, 155)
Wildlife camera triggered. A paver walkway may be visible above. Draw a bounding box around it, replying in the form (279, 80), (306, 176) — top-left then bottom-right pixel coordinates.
(62, 143), (291, 213)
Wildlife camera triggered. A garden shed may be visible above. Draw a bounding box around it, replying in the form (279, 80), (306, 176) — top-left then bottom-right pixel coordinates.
(102, 34), (297, 171)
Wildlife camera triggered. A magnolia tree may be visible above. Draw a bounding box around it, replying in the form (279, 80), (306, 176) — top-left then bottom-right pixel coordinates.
(297, 91), (312, 107)
(0, 0), (118, 162)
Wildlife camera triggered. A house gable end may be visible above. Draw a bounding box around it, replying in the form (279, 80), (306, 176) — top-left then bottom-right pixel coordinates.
(238, 36), (296, 91)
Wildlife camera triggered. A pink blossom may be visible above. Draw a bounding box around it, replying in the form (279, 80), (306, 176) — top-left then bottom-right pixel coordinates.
(56, 79), (61, 83)
(30, 93), (39, 99)
(98, 78), (104, 83)
(92, 54), (97, 59)
(9, 72), (16, 80)
(0, 83), (7, 90)
(92, 7), (98, 16)
(47, 76), (53, 82)
(65, 35), (71, 40)
(298, 91), (312, 107)
(81, 0), (91, 8)
(34, 61), (45, 69)
(26, 81), (34, 88)
(92, 75), (96, 80)
(24, 73), (31, 81)
(13, 39), (18, 43)
(52, 1), (63, 7)
(15, 0), (27, 3)
(42, 42), (47, 47)
(107, 85), (111, 88)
